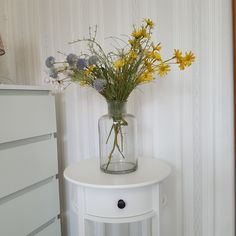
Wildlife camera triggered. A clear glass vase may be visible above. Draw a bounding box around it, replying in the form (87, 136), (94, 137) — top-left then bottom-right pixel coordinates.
(98, 101), (138, 174)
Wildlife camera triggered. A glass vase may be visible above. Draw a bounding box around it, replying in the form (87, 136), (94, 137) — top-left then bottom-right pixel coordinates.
(98, 101), (138, 174)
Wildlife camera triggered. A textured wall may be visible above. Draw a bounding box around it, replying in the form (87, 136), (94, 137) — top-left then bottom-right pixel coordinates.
(0, 0), (234, 236)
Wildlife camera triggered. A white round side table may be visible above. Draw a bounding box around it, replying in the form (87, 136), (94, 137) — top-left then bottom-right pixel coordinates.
(64, 158), (171, 236)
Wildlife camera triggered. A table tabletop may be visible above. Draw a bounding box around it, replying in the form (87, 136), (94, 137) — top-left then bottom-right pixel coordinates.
(64, 157), (171, 189)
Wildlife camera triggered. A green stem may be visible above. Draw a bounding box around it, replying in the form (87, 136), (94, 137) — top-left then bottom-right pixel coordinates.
(119, 126), (124, 151)
(105, 125), (119, 170)
(105, 117), (128, 171)
(116, 141), (125, 158)
(106, 124), (114, 144)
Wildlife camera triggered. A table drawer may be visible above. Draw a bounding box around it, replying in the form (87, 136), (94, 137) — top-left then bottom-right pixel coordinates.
(85, 186), (153, 218)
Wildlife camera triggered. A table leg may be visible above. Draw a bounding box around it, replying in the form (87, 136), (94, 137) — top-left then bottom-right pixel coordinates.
(96, 222), (105, 236)
(130, 222), (140, 236)
(141, 220), (148, 236)
(77, 187), (86, 236)
(78, 215), (85, 236)
(151, 214), (160, 236)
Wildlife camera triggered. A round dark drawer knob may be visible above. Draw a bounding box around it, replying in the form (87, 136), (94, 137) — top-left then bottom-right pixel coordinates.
(117, 199), (126, 209)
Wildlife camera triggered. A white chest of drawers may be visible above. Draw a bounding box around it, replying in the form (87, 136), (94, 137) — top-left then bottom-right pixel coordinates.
(0, 85), (61, 236)
(64, 158), (171, 236)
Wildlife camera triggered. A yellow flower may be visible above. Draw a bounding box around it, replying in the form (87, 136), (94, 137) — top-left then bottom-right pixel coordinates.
(152, 43), (161, 51)
(84, 65), (95, 76)
(79, 80), (88, 86)
(179, 60), (186, 70)
(174, 49), (189, 70)
(132, 28), (149, 39)
(157, 63), (170, 77)
(150, 51), (162, 61)
(174, 49), (183, 63)
(145, 61), (154, 72)
(144, 18), (155, 28)
(128, 39), (138, 48)
(137, 71), (154, 83)
(88, 65), (96, 71)
(184, 51), (195, 66)
(174, 51), (195, 70)
(141, 28), (150, 38)
(113, 58), (125, 70)
(128, 50), (138, 61)
(132, 29), (143, 38)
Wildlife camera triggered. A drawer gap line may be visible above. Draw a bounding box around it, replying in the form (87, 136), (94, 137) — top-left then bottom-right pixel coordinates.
(0, 176), (55, 205)
(0, 134), (56, 149)
(26, 217), (57, 236)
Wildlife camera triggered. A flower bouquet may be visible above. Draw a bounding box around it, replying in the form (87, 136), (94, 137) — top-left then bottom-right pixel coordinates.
(45, 18), (195, 173)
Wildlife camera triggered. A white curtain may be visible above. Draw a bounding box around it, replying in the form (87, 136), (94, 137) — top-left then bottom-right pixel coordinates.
(0, 0), (234, 236)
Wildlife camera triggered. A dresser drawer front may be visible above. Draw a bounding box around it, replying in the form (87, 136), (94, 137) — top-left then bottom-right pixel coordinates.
(85, 186), (153, 218)
(36, 219), (61, 236)
(0, 179), (60, 236)
(0, 90), (56, 143)
(0, 138), (58, 198)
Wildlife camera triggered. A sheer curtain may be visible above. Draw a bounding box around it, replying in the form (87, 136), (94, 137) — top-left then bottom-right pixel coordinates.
(0, 0), (234, 235)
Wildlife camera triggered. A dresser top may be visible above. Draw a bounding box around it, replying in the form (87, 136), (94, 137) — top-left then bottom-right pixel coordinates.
(0, 84), (52, 91)
(64, 158), (171, 189)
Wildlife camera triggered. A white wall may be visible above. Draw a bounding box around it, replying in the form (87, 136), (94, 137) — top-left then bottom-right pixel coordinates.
(0, 0), (234, 236)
